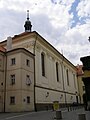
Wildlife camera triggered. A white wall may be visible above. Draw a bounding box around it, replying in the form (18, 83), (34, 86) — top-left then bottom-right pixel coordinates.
(35, 40), (78, 104)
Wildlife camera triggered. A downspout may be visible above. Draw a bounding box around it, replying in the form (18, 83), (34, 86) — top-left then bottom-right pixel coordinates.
(4, 52), (7, 112)
(61, 55), (67, 107)
(77, 74), (81, 104)
(33, 34), (38, 111)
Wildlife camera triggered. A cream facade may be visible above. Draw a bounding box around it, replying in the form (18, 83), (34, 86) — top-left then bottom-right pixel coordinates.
(76, 65), (85, 104)
(0, 48), (34, 112)
(77, 76), (85, 104)
(0, 51), (5, 112)
(0, 31), (79, 112)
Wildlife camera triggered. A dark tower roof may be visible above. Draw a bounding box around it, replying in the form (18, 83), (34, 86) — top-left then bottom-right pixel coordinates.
(24, 10), (32, 32)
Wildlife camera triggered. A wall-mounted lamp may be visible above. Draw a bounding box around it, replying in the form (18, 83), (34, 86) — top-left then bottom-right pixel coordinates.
(60, 94), (63, 99)
(71, 96), (73, 100)
(46, 92), (49, 98)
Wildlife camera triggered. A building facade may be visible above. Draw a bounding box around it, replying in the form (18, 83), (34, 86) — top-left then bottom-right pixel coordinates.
(0, 31), (79, 112)
(0, 49), (5, 112)
(80, 56), (90, 110)
(76, 65), (84, 104)
(0, 48), (34, 112)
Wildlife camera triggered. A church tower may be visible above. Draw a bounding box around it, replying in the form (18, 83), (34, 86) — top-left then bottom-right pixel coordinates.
(24, 10), (32, 32)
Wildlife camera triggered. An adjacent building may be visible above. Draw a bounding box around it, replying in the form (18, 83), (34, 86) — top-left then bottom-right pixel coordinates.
(76, 65), (84, 104)
(80, 56), (90, 109)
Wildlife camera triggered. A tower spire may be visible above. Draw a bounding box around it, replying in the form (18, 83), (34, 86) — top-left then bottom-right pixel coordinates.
(24, 10), (32, 32)
(27, 10), (29, 20)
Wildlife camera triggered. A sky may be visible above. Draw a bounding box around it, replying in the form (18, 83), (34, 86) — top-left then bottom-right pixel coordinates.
(0, 0), (90, 65)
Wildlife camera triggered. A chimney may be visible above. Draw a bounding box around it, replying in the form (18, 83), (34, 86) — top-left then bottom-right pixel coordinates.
(7, 36), (12, 51)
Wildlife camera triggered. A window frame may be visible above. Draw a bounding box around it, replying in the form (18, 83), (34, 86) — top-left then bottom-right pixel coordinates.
(73, 74), (76, 88)
(11, 58), (16, 65)
(26, 59), (30, 67)
(27, 96), (30, 104)
(10, 74), (15, 85)
(10, 96), (15, 105)
(41, 52), (45, 77)
(56, 62), (59, 82)
(66, 69), (69, 86)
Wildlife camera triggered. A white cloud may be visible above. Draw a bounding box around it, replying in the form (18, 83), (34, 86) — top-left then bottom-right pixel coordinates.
(77, 0), (90, 19)
(0, 0), (90, 65)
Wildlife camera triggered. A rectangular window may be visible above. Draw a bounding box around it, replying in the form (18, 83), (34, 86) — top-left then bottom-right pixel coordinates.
(66, 69), (69, 86)
(11, 58), (16, 65)
(26, 59), (30, 67)
(27, 96), (30, 103)
(11, 74), (15, 85)
(10, 96), (15, 104)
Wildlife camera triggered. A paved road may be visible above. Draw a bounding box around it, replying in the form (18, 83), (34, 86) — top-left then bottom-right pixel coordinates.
(0, 111), (54, 120)
(0, 108), (90, 120)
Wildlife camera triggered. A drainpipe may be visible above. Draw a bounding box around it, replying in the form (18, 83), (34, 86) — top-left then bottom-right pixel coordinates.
(33, 34), (38, 111)
(4, 53), (7, 112)
(77, 75), (81, 104)
(61, 55), (67, 107)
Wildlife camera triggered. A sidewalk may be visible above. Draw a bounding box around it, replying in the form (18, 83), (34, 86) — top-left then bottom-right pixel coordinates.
(54, 108), (90, 120)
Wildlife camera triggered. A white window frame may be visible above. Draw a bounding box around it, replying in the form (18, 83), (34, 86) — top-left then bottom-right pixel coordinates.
(11, 58), (16, 65)
(10, 74), (15, 85)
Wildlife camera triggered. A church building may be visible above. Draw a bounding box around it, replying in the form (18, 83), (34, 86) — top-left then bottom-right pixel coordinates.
(0, 11), (79, 112)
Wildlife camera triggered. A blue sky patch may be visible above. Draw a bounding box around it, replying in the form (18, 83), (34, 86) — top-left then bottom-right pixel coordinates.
(69, 0), (81, 28)
(51, 0), (61, 4)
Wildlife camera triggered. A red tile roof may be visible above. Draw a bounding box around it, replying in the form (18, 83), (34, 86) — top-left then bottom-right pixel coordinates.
(76, 64), (84, 76)
(0, 46), (6, 52)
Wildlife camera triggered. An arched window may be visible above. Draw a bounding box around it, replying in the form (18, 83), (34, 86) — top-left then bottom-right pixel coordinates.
(56, 62), (59, 82)
(66, 69), (69, 86)
(73, 74), (76, 88)
(41, 52), (45, 76)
